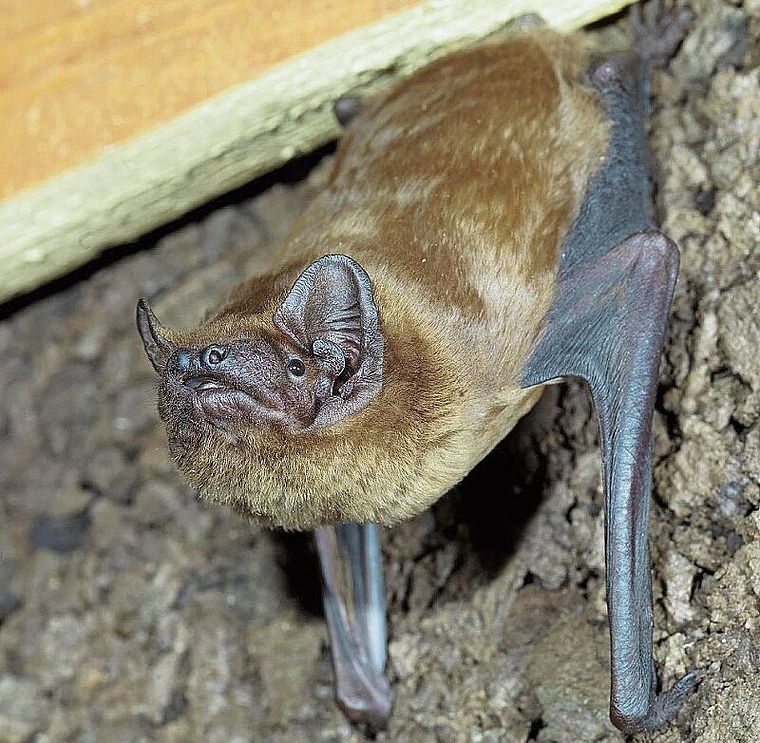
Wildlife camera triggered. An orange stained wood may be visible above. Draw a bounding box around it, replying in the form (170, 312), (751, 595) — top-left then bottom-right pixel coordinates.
(0, 0), (415, 201)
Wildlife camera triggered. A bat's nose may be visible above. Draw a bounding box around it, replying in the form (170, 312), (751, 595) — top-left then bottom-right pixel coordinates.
(170, 345), (229, 375)
(168, 345), (232, 390)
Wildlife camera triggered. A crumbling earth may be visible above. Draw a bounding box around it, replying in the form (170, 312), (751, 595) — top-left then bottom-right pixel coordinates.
(0, 1), (758, 741)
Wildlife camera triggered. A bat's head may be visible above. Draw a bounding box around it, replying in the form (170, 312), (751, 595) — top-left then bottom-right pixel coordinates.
(136, 255), (393, 528)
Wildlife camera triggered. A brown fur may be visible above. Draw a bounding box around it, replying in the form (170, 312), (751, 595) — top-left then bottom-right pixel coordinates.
(149, 31), (610, 530)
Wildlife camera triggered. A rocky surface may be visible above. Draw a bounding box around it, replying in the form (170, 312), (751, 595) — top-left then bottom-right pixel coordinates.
(0, 1), (758, 741)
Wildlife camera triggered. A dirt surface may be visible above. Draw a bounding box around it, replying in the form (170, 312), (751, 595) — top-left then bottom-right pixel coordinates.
(1, 1), (758, 741)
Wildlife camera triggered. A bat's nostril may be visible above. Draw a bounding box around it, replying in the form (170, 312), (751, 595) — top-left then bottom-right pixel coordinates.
(203, 345), (228, 367)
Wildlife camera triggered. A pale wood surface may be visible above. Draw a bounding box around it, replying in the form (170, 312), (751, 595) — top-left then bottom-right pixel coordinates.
(1, 0), (413, 200)
(0, 0), (631, 305)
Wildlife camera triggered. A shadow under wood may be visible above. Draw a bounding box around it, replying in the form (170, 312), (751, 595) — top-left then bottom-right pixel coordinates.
(447, 385), (563, 579)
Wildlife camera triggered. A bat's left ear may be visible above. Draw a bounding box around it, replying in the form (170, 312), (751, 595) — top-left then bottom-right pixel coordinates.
(136, 298), (177, 373)
(274, 255), (384, 419)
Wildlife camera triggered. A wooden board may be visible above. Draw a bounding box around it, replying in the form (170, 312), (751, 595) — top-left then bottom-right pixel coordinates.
(0, 0), (631, 305)
(1, 0), (414, 200)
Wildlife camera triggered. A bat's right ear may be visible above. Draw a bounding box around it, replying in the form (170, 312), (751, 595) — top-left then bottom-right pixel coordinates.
(272, 254), (383, 376)
(273, 255), (384, 427)
(136, 298), (176, 373)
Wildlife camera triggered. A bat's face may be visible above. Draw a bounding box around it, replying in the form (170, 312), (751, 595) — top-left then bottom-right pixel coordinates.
(136, 255), (390, 528)
(153, 333), (338, 438)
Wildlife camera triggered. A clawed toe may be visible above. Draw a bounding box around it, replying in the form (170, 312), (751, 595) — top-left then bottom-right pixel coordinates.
(612, 671), (700, 735)
(631, 0), (693, 66)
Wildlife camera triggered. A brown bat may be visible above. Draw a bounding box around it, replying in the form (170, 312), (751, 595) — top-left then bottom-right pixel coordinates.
(137, 14), (696, 737)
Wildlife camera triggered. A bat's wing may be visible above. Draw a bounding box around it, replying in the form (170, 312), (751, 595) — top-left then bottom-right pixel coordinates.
(521, 55), (696, 734)
(314, 522), (392, 730)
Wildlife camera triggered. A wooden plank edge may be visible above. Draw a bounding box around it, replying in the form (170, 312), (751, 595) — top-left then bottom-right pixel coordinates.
(0, 0), (631, 305)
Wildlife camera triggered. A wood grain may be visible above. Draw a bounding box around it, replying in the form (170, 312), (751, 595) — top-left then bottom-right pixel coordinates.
(1, 0), (412, 200)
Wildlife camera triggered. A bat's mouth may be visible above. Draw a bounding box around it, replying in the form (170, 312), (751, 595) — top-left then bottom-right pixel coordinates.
(174, 374), (254, 419)
(183, 375), (227, 392)
(172, 372), (288, 429)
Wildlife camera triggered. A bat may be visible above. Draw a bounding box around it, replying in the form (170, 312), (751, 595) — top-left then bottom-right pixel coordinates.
(137, 11), (696, 736)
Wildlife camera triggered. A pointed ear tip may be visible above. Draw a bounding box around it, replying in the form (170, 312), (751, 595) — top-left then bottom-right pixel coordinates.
(135, 298), (168, 345)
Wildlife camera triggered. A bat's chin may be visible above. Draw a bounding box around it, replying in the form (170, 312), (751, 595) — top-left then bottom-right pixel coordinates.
(192, 387), (259, 421)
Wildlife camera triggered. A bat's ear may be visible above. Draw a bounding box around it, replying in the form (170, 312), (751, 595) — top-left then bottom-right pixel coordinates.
(136, 298), (176, 373)
(274, 254), (384, 390)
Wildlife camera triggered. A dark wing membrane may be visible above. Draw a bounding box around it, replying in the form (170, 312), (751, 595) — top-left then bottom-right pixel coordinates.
(521, 54), (696, 734)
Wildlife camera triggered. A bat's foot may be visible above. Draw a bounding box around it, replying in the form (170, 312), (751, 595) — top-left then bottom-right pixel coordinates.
(611, 671), (699, 735)
(315, 523), (393, 732)
(631, 0), (693, 67)
(336, 675), (394, 732)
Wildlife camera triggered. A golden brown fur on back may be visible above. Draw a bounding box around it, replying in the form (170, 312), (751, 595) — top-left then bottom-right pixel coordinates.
(161, 31), (611, 529)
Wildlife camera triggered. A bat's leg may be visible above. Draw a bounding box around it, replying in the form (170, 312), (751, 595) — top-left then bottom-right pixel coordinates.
(522, 52), (697, 734)
(314, 522), (393, 730)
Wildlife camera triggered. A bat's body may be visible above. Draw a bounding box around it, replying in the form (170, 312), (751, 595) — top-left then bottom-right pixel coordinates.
(142, 34), (607, 530)
(138, 21), (696, 737)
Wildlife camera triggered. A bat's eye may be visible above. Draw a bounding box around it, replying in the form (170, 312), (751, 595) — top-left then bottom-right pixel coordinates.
(204, 345), (227, 366)
(287, 358), (306, 377)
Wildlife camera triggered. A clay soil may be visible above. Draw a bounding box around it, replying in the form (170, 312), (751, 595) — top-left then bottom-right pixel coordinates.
(1, 1), (758, 741)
